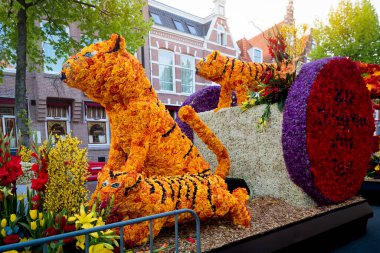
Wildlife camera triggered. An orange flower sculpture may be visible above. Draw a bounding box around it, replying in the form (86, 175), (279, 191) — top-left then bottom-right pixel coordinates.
(99, 169), (250, 246)
(196, 51), (273, 111)
(358, 62), (380, 99)
(61, 34), (231, 197)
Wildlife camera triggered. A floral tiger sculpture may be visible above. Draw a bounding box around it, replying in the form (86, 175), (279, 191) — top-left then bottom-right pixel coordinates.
(99, 169), (251, 246)
(61, 35), (230, 187)
(196, 50), (273, 111)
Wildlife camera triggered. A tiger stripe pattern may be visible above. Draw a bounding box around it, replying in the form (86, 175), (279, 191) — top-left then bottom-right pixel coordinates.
(196, 50), (274, 111)
(99, 170), (251, 246)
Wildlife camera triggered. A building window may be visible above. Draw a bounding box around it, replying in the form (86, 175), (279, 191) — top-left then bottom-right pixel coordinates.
(85, 104), (109, 145)
(253, 49), (262, 63)
(187, 25), (197, 35)
(0, 115), (17, 148)
(150, 13), (162, 25)
(173, 20), (185, 32)
(248, 48), (263, 63)
(181, 55), (194, 94)
(375, 110), (380, 135)
(217, 25), (227, 46)
(158, 50), (174, 92)
(41, 22), (69, 74)
(46, 104), (70, 137)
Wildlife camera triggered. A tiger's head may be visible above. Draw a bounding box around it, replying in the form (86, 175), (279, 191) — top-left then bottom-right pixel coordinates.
(196, 51), (228, 81)
(61, 34), (151, 107)
(97, 170), (143, 207)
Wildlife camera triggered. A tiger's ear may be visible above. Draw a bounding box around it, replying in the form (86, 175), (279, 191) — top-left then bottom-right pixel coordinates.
(110, 34), (126, 52)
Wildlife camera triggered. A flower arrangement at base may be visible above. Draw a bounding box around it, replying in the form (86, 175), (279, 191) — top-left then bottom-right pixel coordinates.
(282, 57), (374, 205)
(43, 134), (89, 214)
(367, 151), (380, 179)
(95, 168), (250, 247)
(195, 50), (272, 112)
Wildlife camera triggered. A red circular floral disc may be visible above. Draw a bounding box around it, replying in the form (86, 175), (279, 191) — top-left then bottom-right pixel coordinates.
(306, 58), (374, 202)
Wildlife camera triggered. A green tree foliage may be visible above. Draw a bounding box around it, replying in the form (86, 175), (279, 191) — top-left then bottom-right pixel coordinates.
(310, 0), (380, 64)
(0, 0), (152, 146)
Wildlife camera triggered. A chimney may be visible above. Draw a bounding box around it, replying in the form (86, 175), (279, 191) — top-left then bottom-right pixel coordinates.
(284, 0), (295, 25)
(213, 0), (226, 17)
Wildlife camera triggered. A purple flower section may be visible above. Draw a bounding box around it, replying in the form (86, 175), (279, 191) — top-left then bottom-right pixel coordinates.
(175, 86), (237, 141)
(282, 57), (336, 205)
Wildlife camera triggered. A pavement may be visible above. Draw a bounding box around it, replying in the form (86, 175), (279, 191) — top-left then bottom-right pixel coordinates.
(332, 205), (380, 253)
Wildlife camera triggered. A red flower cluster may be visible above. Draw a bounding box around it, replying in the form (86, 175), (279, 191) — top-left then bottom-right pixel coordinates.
(30, 147), (50, 209)
(0, 156), (23, 186)
(307, 58), (374, 202)
(30, 150), (49, 192)
(0, 136), (23, 186)
(268, 36), (287, 62)
(3, 234), (20, 244)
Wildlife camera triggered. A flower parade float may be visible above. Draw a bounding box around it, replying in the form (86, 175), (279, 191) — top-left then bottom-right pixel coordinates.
(357, 62), (380, 204)
(60, 34), (252, 248)
(188, 56), (374, 252)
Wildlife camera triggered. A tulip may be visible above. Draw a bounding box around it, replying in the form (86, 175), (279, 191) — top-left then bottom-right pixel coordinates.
(1, 218), (7, 227)
(30, 221), (37, 231)
(39, 212), (43, 220)
(40, 219), (45, 227)
(29, 210), (38, 220)
(10, 214), (16, 223)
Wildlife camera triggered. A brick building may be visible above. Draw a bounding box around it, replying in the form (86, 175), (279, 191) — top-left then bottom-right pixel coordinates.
(145, 0), (239, 117)
(0, 0), (239, 161)
(236, 0), (313, 64)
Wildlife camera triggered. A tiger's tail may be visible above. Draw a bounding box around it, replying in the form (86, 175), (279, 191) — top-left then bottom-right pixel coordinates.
(178, 105), (230, 179)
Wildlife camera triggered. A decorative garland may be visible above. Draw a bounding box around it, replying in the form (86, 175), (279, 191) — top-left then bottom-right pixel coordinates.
(175, 86), (236, 141)
(282, 57), (374, 205)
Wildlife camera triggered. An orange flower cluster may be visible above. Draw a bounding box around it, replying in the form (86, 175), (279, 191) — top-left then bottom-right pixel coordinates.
(62, 35), (249, 246)
(358, 62), (380, 99)
(98, 170), (251, 246)
(178, 105), (230, 179)
(196, 51), (273, 111)
(62, 34), (213, 180)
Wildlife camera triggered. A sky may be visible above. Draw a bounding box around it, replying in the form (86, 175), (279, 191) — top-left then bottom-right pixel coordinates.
(157, 0), (380, 41)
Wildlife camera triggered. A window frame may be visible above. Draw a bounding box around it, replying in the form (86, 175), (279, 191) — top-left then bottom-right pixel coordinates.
(217, 25), (227, 46)
(150, 12), (162, 25)
(46, 104), (71, 138)
(158, 50), (175, 92)
(0, 115), (17, 148)
(180, 54), (195, 94)
(187, 24), (197, 36)
(85, 105), (110, 147)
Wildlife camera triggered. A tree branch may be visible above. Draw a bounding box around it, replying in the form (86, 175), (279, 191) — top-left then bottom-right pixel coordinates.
(7, 0), (14, 18)
(71, 0), (97, 9)
(25, 0), (45, 8)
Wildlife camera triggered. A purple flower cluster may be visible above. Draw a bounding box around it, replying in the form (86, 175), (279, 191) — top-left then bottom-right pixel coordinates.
(175, 86), (236, 141)
(282, 57), (335, 205)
